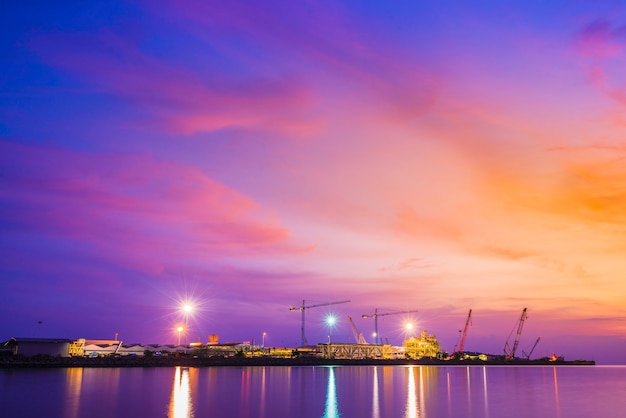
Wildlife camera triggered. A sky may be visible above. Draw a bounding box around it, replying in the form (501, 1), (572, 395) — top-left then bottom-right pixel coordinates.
(2, 0), (626, 364)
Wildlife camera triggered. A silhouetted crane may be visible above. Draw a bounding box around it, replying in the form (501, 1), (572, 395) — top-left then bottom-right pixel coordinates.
(453, 309), (472, 354)
(504, 308), (528, 359)
(347, 316), (367, 344)
(362, 308), (419, 345)
(289, 300), (350, 347)
(522, 336), (541, 360)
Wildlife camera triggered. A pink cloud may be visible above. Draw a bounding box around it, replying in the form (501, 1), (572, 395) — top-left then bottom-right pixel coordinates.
(0, 140), (300, 274)
(571, 17), (626, 113)
(574, 18), (626, 58)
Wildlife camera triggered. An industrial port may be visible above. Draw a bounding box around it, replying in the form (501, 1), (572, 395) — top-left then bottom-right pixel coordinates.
(1, 302), (595, 366)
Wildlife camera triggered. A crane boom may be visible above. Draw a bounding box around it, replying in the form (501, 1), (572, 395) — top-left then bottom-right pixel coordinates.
(347, 316), (367, 344)
(454, 309), (472, 354)
(289, 299), (350, 347)
(522, 336), (541, 360)
(504, 307), (528, 359)
(362, 308), (419, 345)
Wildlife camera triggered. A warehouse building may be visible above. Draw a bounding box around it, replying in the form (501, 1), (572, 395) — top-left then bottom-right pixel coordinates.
(2, 337), (73, 357)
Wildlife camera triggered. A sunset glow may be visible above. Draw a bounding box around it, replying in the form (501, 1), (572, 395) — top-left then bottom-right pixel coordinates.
(2, 1), (626, 363)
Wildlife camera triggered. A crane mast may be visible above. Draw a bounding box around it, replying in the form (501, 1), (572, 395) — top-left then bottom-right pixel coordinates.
(362, 308), (419, 345)
(454, 309), (472, 354)
(289, 299), (350, 347)
(504, 307), (528, 359)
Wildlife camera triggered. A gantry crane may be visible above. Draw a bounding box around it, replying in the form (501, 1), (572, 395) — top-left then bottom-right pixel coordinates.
(453, 309), (472, 354)
(362, 308), (419, 345)
(347, 316), (367, 344)
(289, 299), (350, 347)
(504, 307), (528, 359)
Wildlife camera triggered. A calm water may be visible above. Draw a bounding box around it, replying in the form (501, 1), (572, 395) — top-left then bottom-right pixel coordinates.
(1, 365), (625, 417)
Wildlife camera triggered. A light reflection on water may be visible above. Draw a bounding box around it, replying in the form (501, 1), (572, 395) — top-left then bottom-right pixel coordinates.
(260, 366), (267, 418)
(322, 367), (339, 418)
(554, 367), (561, 418)
(405, 366), (418, 418)
(372, 366), (380, 418)
(169, 366), (193, 418)
(2, 365), (626, 418)
(482, 366), (489, 418)
(63, 368), (82, 418)
(466, 366), (472, 412)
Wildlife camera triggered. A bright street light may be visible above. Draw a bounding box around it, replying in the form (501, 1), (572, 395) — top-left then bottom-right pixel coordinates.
(404, 322), (415, 339)
(177, 326), (184, 346)
(181, 303), (194, 345)
(326, 315), (337, 343)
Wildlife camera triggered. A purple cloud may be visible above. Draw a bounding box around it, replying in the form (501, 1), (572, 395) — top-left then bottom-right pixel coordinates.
(0, 139), (300, 275)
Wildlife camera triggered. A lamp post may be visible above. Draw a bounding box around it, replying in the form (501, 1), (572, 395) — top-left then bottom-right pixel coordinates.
(177, 326), (184, 346)
(326, 315), (337, 344)
(182, 304), (193, 345)
(405, 322), (415, 341)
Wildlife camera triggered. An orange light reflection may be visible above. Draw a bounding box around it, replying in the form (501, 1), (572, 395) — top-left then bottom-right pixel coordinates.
(168, 366), (193, 418)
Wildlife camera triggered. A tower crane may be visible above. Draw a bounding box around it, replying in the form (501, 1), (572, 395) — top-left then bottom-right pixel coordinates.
(504, 307), (528, 359)
(347, 316), (367, 344)
(289, 299), (350, 347)
(362, 308), (419, 345)
(453, 309), (472, 355)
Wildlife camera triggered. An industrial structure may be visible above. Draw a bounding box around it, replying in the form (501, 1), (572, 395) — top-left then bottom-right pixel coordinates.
(452, 309), (472, 356)
(361, 308), (419, 345)
(2, 337), (74, 357)
(403, 330), (443, 359)
(347, 316), (367, 344)
(289, 299), (350, 347)
(522, 336), (541, 360)
(318, 343), (393, 359)
(504, 308), (528, 359)
(2, 306), (589, 364)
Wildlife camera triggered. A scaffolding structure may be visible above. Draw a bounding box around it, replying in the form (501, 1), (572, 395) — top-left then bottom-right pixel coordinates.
(404, 330), (443, 359)
(318, 343), (394, 359)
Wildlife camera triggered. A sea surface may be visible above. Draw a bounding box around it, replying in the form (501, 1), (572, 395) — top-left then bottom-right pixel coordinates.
(1, 365), (625, 417)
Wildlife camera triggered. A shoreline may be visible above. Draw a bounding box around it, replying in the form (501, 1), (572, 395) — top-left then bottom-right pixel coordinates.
(0, 356), (595, 369)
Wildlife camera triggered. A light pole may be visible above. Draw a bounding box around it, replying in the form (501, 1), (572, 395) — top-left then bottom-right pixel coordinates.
(262, 332), (267, 348)
(182, 304), (193, 345)
(404, 322), (415, 342)
(326, 315), (337, 344)
(177, 326), (184, 346)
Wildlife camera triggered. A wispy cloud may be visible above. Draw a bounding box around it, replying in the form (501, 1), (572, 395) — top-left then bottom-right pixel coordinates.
(573, 17), (626, 111)
(30, 30), (318, 137)
(574, 18), (626, 58)
(0, 140), (300, 275)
